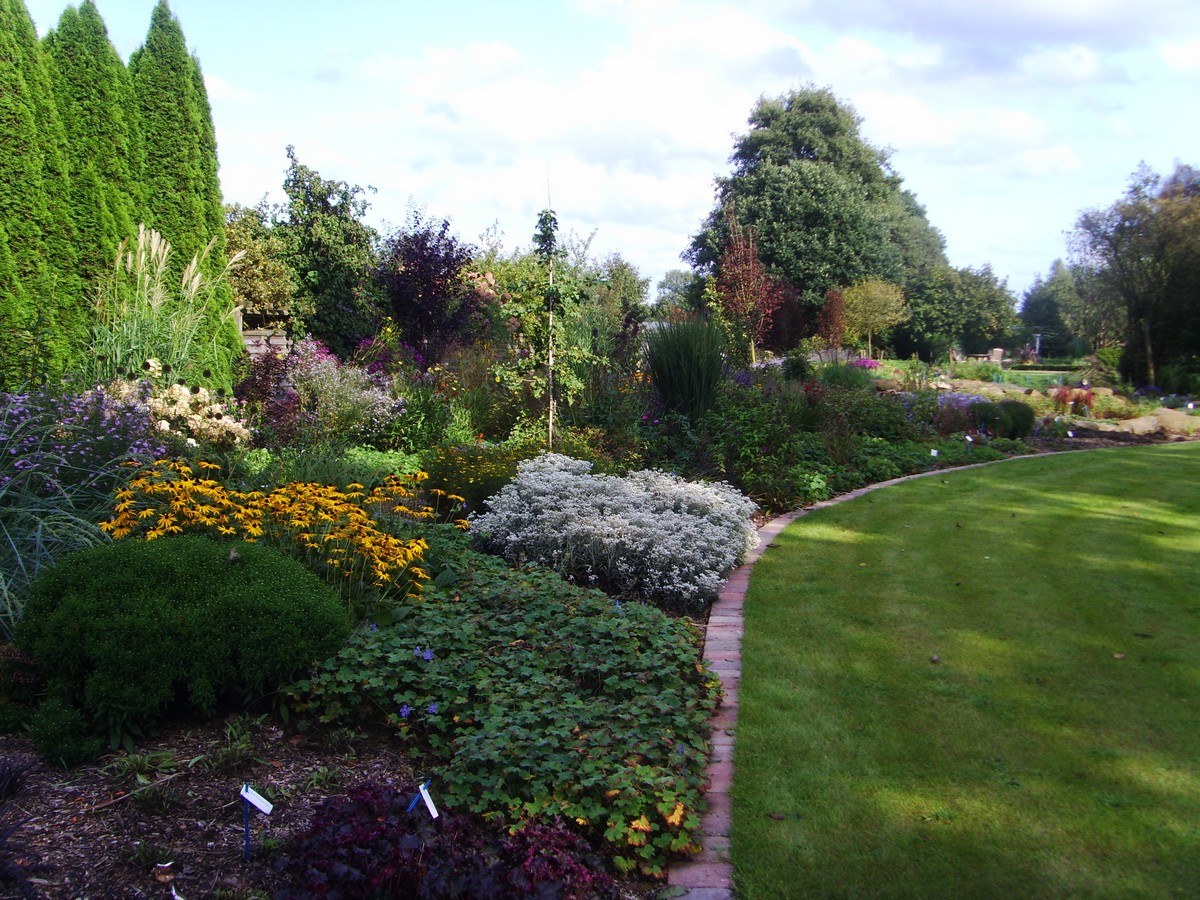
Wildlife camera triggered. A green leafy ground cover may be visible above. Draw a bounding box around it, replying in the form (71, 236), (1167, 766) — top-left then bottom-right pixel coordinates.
(734, 442), (1200, 898)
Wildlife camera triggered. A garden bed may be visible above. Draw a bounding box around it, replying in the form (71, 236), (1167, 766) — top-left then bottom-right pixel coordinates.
(0, 717), (660, 899)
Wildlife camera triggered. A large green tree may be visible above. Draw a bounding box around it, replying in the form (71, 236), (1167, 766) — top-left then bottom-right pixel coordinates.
(0, 0), (83, 387)
(687, 86), (946, 331)
(896, 264), (1017, 360)
(43, 0), (144, 292)
(1070, 163), (1200, 385)
(273, 146), (382, 357)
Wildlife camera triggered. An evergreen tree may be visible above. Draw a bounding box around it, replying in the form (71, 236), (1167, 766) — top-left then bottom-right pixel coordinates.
(43, 0), (143, 290)
(0, 0), (83, 386)
(129, 0), (241, 384)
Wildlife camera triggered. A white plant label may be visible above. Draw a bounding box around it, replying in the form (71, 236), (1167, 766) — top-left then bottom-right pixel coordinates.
(241, 784), (273, 815)
(419, 781), (439, 819)
(930, 449), (939, 457)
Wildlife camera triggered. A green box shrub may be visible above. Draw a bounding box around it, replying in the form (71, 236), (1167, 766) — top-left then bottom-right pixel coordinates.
(970, 399), (1035, 439)
(17, 536), (350, 754)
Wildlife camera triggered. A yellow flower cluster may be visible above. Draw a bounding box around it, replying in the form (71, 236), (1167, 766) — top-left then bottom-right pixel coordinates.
(100, 460), (436, 607)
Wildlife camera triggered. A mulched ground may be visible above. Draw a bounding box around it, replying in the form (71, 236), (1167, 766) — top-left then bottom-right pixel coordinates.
(0, 717), (427, 899)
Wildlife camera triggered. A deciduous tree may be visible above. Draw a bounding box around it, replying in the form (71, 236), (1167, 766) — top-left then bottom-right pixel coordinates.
(842, 279), (907, 357)
(714, 206), (785, 364)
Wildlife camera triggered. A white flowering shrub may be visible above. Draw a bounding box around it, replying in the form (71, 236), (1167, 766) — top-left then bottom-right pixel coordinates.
(470, 453), (759, 612)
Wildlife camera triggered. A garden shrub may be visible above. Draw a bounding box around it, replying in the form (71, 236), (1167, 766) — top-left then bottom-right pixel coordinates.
(780, 350), (813, 382)
(970, 399), (1035, 439)
(470, 454), (758, 612)
(816, 361), (875, 391)
(18, 535), (350, 753)
(276, 782), (617, 899)
(288, 545), (718, 877)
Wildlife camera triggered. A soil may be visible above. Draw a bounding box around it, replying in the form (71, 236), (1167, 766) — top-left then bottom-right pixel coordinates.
(0, 717), (660, 900)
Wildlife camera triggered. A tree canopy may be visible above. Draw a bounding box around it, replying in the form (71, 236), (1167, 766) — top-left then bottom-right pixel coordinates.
(1070, 163), (1200, 386)
(687, 86), (947, 333)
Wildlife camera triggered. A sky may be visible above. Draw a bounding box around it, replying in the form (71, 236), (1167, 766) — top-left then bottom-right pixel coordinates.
(24, 0), (1200, 302)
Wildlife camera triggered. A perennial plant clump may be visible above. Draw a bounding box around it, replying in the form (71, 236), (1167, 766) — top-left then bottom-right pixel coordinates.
(99, 459), (439, 614)
(470, 454), (758, 611)
(0, 385), (166, 638)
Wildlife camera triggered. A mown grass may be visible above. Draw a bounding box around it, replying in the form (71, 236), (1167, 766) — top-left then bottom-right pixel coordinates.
(734, 443), (1200, 898)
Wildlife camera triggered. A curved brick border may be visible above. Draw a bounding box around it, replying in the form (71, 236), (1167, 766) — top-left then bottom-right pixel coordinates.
(666, 457), (1048, 897)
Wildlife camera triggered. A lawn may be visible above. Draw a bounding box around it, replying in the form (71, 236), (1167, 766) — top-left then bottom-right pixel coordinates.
(733, 442), (1200, 898)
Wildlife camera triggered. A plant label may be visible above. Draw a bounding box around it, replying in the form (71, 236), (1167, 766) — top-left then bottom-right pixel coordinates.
(241, 784), (273, 815)
(965, 435), (973, 443)
(419, 782), (439, 819)
(1067, 431), (1074, 438)
(930, 449), (938, 457)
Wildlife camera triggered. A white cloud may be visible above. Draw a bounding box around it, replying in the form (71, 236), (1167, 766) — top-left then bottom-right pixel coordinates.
(1016, 45), (1120, 85)
(1161, 39), (1200, 75)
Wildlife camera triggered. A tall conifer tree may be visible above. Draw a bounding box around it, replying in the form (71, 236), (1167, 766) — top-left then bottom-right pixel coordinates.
(44, 0), (143, 289)
(0, 0), (83, 386)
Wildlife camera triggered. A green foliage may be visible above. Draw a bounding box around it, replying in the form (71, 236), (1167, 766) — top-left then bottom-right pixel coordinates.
(224, 202), (302, 328)
(81, 225), (245, 392)
(44, 0), (142, 292)
(274, 146), (382, 357)
(422, 438), (550, 513)
(842, 279), (908, 355)
(898, 264), (1018, 360)
(817, 361), (875, 391)
(0, 0), (84, 388)
(948, 360), (1002, 381)
(781, 349), (814, 382)
(288, 547), (718, 877)
(969, 399), (1036, 439)
(129, 1), (238, 367)
(27, 698), (104, 769)
(1071, 163), (1200, 386)
(688, 86), (947, 316)
(18, 536), (350, 752)
(645, 317), (727, 423)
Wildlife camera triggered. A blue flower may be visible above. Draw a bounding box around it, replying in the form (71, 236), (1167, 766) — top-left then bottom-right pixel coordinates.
(398, 704), (412, 718)
(422, 648), (435, 661)
(413, 646), (422, 658)
(427, 703), (438, 714)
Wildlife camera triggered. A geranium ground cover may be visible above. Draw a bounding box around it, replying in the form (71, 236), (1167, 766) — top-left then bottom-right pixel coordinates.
(287, 539), (721, 876)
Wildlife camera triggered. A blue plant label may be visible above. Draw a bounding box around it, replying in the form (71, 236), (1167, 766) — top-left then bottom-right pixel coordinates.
(419, 782), (440, 819)
(241, 783), (273, 815)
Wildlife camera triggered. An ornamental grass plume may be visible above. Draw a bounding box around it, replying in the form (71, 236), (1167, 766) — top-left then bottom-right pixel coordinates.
(100, 459), (437, 614)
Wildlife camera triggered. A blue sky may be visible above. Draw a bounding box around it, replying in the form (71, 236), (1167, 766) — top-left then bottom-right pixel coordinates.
(25, 0), (1200, 300)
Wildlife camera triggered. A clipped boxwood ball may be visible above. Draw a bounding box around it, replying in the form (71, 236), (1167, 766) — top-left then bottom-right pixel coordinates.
(17, 535), (350, 743)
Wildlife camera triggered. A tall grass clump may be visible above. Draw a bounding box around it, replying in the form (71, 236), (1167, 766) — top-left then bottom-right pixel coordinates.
(82, 225), (245, 393)
(644, 317), (726, 423)
(470, 453), (758, 612)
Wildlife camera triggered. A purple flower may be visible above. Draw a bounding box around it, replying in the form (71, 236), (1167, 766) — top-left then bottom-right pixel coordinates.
(427, 703), (438, 715)
(422, 648), (435, 661)
(413, 646), (422, 658)
(399, 704), (412, 718)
